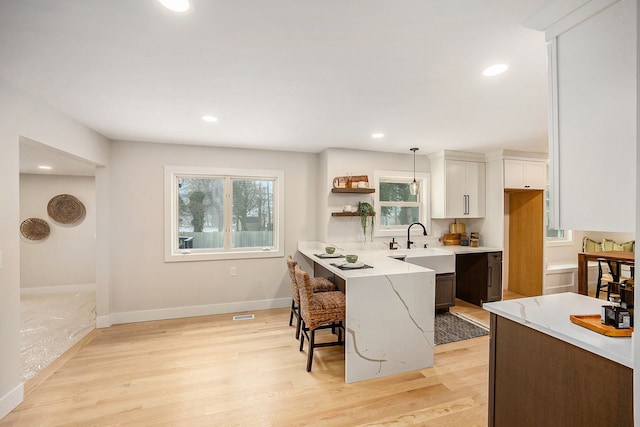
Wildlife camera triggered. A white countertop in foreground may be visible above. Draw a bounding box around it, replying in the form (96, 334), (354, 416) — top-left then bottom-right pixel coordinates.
(484, 293), (633, 368)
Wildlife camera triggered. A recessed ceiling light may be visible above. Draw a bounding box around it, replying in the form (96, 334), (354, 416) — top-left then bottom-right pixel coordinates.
(202, 115), (218, 123)
(158, 0), (190, 13)
(371, 133), (384, 139)
(38, 165), (52, 170)
(483, 63), (509, 77)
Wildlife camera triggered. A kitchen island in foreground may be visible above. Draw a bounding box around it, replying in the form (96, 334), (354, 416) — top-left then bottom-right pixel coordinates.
(484, 293), (632, 426)
(297, 241), (435, 383)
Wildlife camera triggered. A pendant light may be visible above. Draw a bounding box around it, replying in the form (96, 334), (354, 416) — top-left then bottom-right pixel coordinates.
(409, 148), (419, 196)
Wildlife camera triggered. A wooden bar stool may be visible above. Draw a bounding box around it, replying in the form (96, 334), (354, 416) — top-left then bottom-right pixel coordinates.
(294, 265), (345, 372)
(286, 256), (336, 339)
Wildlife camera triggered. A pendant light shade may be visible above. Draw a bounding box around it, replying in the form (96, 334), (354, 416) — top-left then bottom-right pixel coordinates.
(410, 148), (419, 196)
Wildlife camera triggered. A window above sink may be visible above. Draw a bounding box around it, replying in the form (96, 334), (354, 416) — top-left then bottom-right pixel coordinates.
(373, 169), (431, 238)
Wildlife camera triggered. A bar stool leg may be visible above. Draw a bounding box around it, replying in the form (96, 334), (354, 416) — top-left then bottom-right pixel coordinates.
(296, 319), (305, 341)
(289, 300), (295, 326)
(306, 329), (316, 372)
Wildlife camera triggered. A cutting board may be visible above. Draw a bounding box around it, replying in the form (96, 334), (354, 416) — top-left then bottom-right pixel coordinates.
(440, 233), (461, 246)
(569, 314), (633, 337)
(449, 219), (466, 234)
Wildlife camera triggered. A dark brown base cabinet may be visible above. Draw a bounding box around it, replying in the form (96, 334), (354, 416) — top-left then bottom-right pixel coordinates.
(435, 273), (455, 312)
(455, 252), (502, 306)
(489, 314), (633, 426)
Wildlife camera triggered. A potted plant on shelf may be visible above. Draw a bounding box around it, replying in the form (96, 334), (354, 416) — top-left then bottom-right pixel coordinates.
(357, 202), (375, 243)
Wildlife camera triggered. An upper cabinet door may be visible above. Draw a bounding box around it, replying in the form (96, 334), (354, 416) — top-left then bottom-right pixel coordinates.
(443, 160), (485, 218)
(504, 160), (546, 190)
(504, 160), (526, 189)
(523, 162), (546, 190)
(444, 160), (467, 218)
(430, 152), (486, 219)
(534, 0), (636, 232)
(463, 161), (486, 217)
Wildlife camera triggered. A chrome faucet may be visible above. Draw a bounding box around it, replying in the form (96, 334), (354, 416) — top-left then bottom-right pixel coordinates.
(407, 222), (428, 249)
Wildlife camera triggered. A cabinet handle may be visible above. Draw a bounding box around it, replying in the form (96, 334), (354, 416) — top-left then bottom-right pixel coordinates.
(488, 265), (492, 286)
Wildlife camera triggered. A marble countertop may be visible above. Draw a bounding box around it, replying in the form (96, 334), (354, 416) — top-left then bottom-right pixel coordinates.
(484, 293), (633, 368)
(298, 241), (503, 277)
(297, 241), (434, 278)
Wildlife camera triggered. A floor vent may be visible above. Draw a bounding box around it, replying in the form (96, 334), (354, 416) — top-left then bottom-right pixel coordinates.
(233, 314), (255, 321)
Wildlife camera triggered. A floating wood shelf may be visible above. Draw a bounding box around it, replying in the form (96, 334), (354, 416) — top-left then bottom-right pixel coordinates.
(331, 212), (374, 217)
(331, 188), (375, 194)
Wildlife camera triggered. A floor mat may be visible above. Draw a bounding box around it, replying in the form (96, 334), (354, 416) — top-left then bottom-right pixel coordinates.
(435, 312), (489, 345)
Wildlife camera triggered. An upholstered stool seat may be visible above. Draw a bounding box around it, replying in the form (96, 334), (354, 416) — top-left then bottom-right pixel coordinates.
(295, 265), (345, 372)
(286, 256), (336, 339)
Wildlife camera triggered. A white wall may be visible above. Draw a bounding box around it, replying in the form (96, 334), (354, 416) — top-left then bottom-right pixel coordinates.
(545, 230), (636, 264)
(103, 140), (318, 324)
(0, 78), (110, 419)
(19, 174), (96, 289)
(319, 148), (436, 247)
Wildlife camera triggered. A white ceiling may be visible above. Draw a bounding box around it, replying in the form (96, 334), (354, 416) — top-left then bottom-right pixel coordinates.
(1, 0), (551, 174)
(19, 137), (97, 176)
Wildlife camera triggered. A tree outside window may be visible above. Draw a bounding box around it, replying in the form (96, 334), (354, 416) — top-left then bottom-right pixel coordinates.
(379, 180), (419, 227)
(373, 170), (430, 237)
(166, 166), (284, 261)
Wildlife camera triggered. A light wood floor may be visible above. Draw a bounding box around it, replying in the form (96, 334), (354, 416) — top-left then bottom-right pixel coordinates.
(450, 290), (524, 328)
(2, 293), (524, 427)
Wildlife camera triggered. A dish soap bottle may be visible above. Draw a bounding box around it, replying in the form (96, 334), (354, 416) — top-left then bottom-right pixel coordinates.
(389, 238), (398, 250)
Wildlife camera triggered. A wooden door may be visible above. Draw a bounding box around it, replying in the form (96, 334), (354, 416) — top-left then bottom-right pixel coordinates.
(508, 190), (544, 296)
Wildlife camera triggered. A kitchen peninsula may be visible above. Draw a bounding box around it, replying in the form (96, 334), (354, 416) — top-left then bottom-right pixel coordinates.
(297, 242), (435, 383)
(484, 293), (633, 426)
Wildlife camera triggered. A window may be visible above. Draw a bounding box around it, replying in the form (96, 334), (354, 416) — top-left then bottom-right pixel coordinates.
(373, 170), (430, 237)
(165, 166), (284, 261)
(545, 185), (572, 245)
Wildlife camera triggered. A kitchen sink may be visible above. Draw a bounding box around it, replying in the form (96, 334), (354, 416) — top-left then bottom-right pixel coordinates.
(389, 247), (455, 274)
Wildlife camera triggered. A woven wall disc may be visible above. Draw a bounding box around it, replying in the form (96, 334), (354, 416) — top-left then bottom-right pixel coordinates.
(20, 218), (50, 241)
(47, 194), (85, 224)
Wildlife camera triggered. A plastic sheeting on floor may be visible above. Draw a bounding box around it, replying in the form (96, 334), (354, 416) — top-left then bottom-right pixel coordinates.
(20, 291), (96, 382)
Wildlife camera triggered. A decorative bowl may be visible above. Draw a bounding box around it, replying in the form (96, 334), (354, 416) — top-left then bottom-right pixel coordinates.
(345, 254), (358, 263)
(325, 246), (336, 254)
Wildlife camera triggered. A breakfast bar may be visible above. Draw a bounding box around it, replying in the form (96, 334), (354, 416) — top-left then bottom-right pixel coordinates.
(297, 241), (436, 383)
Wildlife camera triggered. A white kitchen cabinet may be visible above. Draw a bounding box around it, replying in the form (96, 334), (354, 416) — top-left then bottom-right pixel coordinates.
(504, 159), (546, 190)
(430, 152), (486, 219)
(526, 0), (636, 232)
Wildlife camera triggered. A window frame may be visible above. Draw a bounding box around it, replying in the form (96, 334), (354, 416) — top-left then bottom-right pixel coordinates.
(544, 185), (573, 246)
(373, 170), (430, 237)
(164, 165), (284, 262)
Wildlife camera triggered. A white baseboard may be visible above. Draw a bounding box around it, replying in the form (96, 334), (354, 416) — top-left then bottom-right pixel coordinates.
(106, 297), (291, 326)
(0, 383), (23, 420)
(95, 315), (112, 329)
(21, 283), (96, 295)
